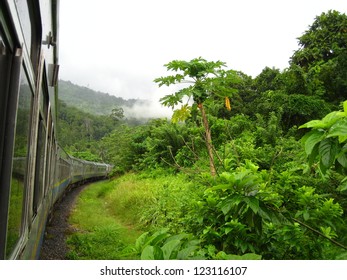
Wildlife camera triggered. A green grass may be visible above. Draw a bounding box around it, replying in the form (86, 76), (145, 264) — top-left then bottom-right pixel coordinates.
(67, 178), (143, 259)
(66, 172), (200, 259)
(67, 172), (198, 259)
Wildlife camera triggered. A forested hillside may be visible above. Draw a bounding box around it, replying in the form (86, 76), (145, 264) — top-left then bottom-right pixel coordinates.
(57, 100), (119, 160)
(57, 81), (150, 158)
(64, 10), (347, 259)
(58, 80), (147, 116)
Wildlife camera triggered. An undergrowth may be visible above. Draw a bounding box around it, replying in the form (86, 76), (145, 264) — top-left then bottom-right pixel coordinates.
(66, 172), (200, 259)
(66, 179), (141, 259)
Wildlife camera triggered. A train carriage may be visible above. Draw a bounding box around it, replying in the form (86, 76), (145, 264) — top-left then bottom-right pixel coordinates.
(0, 0), (112, 259)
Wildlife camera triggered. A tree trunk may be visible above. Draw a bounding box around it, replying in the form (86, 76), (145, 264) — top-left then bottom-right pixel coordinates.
(199, 103), (217, 177)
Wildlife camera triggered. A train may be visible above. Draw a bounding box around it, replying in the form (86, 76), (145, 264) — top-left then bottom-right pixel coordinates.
(0, 0), (112, 259)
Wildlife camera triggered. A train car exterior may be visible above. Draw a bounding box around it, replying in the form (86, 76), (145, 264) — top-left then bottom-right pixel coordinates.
(0, 0), (112, 259)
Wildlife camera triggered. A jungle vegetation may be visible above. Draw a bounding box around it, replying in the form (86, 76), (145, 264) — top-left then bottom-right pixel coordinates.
(62, 10), (347, 259)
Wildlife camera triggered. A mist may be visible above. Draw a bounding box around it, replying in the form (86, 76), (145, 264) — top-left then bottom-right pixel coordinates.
(122, 98), (172, 120)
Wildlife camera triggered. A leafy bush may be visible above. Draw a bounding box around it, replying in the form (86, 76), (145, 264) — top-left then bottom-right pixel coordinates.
(135, 229), (201, 260)
(300, 101), (347, 189)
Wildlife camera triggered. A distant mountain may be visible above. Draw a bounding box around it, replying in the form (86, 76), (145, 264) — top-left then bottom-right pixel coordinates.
(58, 80), (148, 116)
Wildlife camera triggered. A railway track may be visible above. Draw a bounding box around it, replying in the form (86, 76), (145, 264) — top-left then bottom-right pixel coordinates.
(39, 184), (88, 260)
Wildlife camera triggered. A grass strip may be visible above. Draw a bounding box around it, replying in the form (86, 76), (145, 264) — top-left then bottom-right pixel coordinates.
(66, 179), (142, 259)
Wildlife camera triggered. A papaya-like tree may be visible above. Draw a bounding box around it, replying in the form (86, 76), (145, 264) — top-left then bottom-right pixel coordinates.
(154, 57), (240, 176)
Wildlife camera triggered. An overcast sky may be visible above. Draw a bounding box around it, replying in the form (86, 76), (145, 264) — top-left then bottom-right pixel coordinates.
(59, 0), (347, 103)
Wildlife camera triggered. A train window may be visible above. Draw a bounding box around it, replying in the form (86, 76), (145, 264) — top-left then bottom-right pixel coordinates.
(33, 119), (46, 214)
(6, 66), (33, 258)
(14, 0), (32, 56)
(14, 0), (41, 75)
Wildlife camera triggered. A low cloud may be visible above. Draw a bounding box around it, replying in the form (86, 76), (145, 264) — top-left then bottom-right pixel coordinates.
(123, 99), (172, 120)
(122, 83), (178, 120)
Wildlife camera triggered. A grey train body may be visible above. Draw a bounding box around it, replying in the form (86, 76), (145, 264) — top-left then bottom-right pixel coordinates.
(0, 0), (112, 259)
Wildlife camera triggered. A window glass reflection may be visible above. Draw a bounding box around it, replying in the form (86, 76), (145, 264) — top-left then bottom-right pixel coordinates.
(6, 66), (32, 258)
(14, 0), (32, 56)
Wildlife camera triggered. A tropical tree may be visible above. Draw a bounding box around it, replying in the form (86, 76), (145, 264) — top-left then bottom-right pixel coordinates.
(154, 57), (240, 176)
(290, 10), (347, 102)
(110, 106), (124, 122)
(291, 10), (347, 69)
(253, 67), (284, 93)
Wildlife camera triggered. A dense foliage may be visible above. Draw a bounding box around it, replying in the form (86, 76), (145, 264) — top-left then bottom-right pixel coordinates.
(61, 10), (347, 259)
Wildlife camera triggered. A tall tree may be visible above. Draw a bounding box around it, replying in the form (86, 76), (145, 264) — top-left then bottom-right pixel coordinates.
(290, 10), (347, 69)
(154, 57), (240, 176)
(290, 10), (347, 102)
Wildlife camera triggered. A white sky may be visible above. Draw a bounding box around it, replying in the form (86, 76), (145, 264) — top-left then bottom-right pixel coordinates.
(59, 0), (347, 102)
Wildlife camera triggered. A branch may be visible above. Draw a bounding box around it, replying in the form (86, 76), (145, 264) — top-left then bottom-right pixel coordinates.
(292, 218), (347, 251)
(211, 143), (224, 168)
(167, 146), (183, 171)
(180, 136), (200, 161)
(160, 156), (204, 177)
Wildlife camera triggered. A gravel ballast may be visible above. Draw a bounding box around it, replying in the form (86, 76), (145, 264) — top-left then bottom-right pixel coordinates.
(39, 184), (88, 260)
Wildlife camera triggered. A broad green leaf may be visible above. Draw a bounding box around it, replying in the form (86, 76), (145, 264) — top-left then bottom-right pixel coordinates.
(239, 174), (260, 191)
(344, 100), (347, 115)
(299, 119), (326, 129)
(339, 135), (347, 143)
(135, 232), (149, 251)
(319, 138), (338, 168)
(161, 240), (181, 260)
(177, 246), (199, 260)
(244, 159), (259, 172)
(243, 197), (260, 214)
(300, 110), (346, 130)
(327, 118), (347, 142)
(144, 229), (170, 247)
(219, 195), (242, 215)
(219, 172), (235, 184)
(321, 111), (345, 127)
(141, 245), (154, 260)
(303, 130), (325, 155)
(303, 210), (310, 221)
(141, 245), (155, 260)
(257, 205), (274, 222)
(308, 143), (320, 166)
(224, 227), (233, 235)
(141, 245), (163, 260)
(337, 152), (347, 168)
(165, 233), (189, 243)
(220, 198), (233, 215)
